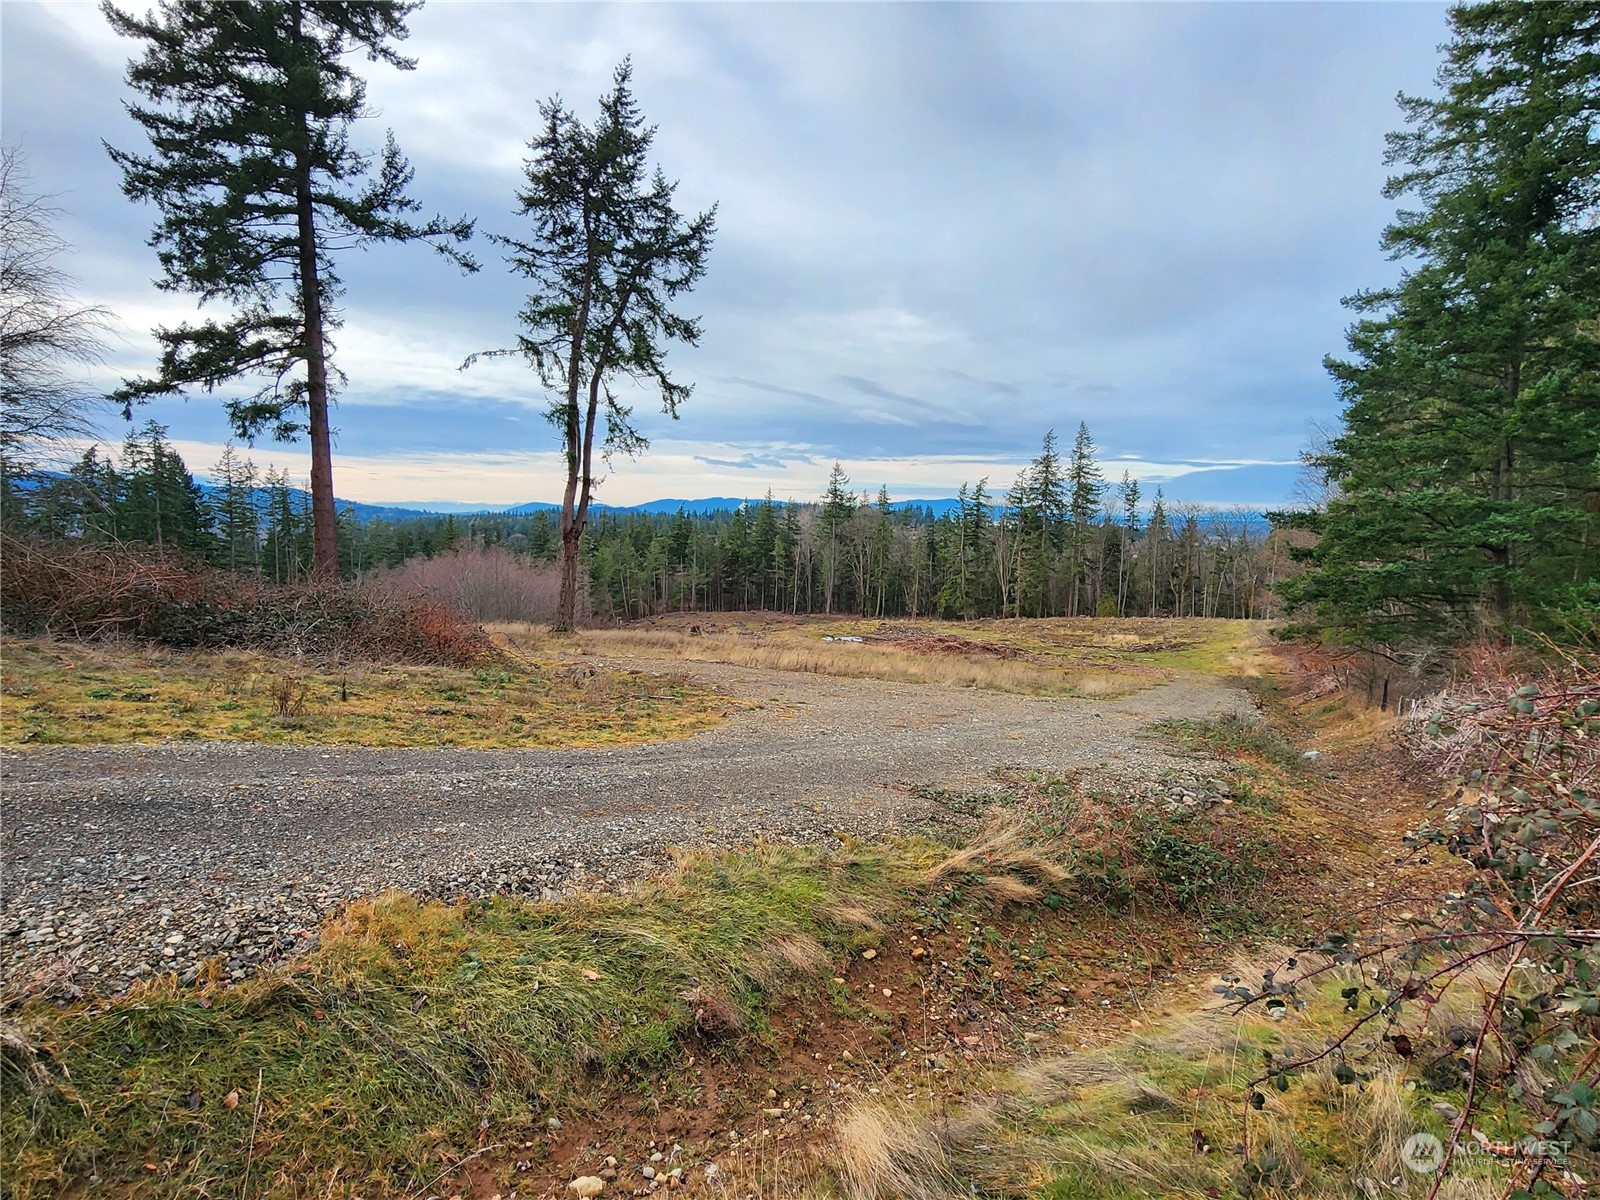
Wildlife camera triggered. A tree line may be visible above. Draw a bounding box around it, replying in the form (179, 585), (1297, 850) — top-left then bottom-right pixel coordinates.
(1, 419), (1293, 622)
(581, 470), (1287, 623)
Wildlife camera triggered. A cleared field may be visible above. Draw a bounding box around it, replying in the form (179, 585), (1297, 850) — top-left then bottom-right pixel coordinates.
(493, 613), (1268, 697)
(0, 638), (731, 749)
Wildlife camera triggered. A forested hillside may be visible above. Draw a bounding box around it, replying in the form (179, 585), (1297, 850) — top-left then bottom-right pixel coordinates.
(2, 421), (1292, 622)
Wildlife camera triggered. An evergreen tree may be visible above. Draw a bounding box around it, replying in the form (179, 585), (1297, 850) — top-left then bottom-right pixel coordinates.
(103, 0), (476, 579)
(819, 462), (854, 614)
(751, 491), (778, 608)
(260, 466), (310, 582)
(1147, 488), (1168, 617)
(1065, 422), (1105, 615)
(1015, 431), (1067, 616)
(212, 443), (261, 573)
(117, 420), (211, 555)
(469, 59), (715, 630)
(779, 500), (803, 613)
(1117, 471), (1141, 617)
(870, 485), (895, 617)
(1283, 2), (1600, 643)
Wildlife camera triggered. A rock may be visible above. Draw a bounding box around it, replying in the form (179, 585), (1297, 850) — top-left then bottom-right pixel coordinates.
(569, 1176), (605, 1198)
(642, 1167), (656, 1180)
(547, 1116), (563, 1131)
(860, 948), (877, 960)
(1302, 750), (1322, 761)
(649, 1151), (664, 1162)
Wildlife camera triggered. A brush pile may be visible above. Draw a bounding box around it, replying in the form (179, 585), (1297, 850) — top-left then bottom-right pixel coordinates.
(0, 535), (493, 665)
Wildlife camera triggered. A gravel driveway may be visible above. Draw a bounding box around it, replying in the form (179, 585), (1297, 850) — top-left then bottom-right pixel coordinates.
(1, 656), (1253, 994)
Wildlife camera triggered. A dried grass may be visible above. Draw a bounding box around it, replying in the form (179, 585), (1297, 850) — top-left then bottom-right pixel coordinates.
(489, 619), (1158, 697)
(835, 1103), (985, 1200)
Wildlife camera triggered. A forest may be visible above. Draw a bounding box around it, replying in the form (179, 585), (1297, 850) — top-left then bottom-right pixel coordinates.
(1, 420), (1291, 624)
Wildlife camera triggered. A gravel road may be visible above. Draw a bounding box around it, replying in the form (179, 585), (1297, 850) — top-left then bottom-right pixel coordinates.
(2, 656), (1253, 994)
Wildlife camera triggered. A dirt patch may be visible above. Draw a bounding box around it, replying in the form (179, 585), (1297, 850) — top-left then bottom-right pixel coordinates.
(864, 624), (1024, 659)
(432, 899), (1233, 1200)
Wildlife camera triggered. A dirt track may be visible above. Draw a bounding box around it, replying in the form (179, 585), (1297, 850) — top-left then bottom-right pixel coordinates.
(1, 657), (1253, 992)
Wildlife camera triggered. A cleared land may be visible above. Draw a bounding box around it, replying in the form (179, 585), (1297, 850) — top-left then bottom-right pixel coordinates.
(0, 638), (730, 748)
(5, 621), (1514, 1200)
(2, 626), (1252, 991)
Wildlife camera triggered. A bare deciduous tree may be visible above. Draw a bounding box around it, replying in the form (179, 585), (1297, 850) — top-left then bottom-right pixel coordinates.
(0, 144), (114, 459)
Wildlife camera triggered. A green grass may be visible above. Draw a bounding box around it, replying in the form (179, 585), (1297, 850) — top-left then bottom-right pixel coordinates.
(1151, 711), (1303, 770)
(0, 637), (734, 749)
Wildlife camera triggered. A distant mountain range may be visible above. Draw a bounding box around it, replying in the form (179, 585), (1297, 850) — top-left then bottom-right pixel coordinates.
(293, 493), (973, 522)
(330, 461), (1301, 523)
(303, 493), (1270, 530)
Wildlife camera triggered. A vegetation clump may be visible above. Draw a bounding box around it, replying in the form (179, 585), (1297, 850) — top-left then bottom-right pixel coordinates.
(0, 535), (493, 666)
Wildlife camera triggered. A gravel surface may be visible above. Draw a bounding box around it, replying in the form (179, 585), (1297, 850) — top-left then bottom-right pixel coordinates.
(2, 656), (1254, 994)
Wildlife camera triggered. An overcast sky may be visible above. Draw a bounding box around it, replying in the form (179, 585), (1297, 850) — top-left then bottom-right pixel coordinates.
(2, 1), (1450, 508)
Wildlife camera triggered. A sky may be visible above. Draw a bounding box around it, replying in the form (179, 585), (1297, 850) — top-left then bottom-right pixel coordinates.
(1, 1), (1451, 510)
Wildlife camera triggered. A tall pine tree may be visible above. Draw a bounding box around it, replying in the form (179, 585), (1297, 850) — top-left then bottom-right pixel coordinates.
(1283, 3), (1600, 643)
(103, 0), (476, 578)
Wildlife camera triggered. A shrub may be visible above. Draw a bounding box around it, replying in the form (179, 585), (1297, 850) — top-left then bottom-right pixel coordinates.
(365, 543), (564, 622)
(0, 535), (494, 666)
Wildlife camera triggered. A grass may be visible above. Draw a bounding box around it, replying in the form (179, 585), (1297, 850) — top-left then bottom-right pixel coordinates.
(0, 836), (1034, 1198)
(1150, 711), (1304, 770)
(493, 614), (1268, 698)
(0, 637), (734, 749)
(831, 960), (1532, 1200)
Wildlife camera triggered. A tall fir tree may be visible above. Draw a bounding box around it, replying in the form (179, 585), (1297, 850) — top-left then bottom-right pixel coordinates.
(1016, 430), (1067, 616)
(1065, 422), (1105, 615)
(103, 0), (476, 578)
(1282, 2), (1600, 643)
(1117, 471), (1141, 617)
(469, 59), (715, 630)
(819, 462), (854, 614)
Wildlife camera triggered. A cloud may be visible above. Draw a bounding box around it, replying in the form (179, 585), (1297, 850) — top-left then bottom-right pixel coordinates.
(2, 1), (1451, 506)
(835, 375), (941, 413)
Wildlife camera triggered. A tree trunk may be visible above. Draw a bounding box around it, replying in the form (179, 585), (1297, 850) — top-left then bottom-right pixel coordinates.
(294, 131), (338, 580)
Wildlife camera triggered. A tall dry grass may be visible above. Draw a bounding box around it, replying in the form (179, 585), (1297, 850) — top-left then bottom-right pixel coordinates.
(490, 622), (1151, 697)
(829, 960), (1523, 1200)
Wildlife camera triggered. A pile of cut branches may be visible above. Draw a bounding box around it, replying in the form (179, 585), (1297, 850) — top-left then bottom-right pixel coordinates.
(0, 535), (494, 666)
